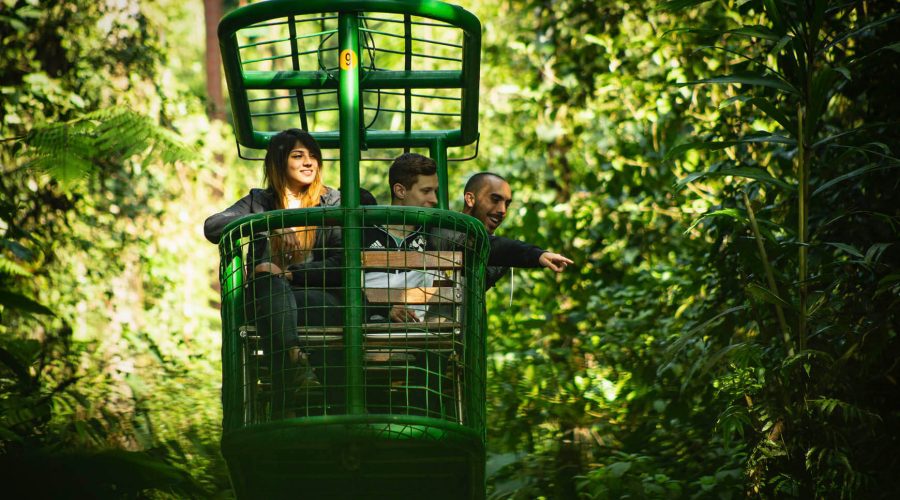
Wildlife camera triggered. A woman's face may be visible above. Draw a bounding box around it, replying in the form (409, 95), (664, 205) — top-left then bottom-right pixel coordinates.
(285, 142), (319, 190)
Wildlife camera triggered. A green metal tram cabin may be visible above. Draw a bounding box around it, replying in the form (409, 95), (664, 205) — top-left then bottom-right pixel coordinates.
(214, 1), (489, 497)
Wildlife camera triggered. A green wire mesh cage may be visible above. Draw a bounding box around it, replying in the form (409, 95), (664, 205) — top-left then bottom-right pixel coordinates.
(216, 1), (486, 497)
(218, 207), (489, 498)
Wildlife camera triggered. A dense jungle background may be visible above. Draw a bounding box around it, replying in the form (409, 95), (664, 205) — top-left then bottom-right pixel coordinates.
(1, 0), (898, 497)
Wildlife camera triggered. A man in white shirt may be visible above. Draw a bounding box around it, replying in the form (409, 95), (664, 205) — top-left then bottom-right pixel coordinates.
(362, 153), (441, 322)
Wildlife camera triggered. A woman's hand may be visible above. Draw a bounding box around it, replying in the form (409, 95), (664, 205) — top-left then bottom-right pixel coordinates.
(272, 229), (307, 264)
(254, 262), (292, 281)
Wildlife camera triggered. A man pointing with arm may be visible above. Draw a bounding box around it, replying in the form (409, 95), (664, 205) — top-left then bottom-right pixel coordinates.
(462, 172), (571, 288)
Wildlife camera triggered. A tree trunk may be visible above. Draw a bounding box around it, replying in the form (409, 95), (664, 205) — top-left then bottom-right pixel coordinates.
(204, 0), (226, 121)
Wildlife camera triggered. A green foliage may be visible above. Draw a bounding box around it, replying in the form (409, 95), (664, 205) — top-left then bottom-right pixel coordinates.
(464, 0), (898, 497)
(1, 0), (229, 496)
(661, 0), (899, 496)
(22, 107), (196, 187)
(1, 0), (896, 498)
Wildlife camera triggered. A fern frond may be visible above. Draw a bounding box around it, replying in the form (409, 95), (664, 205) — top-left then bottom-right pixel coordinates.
(19, 106), (196, 187)
(808, 397), (882, 426)
(0, 257), (31, 278)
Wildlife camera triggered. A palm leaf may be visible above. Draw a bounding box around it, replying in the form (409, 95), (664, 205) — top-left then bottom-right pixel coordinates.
(676, 72), (799, 95)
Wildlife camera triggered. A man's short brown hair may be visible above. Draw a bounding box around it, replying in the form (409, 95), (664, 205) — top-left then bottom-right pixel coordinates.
(389, 153), (437, 200)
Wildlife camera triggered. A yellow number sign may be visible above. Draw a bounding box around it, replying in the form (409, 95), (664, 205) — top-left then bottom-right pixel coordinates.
(340, 49), (357, 70)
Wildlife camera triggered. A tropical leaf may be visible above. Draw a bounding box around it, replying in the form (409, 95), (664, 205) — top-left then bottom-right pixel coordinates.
(662, 305), (750, 361)
(661, 27), (725, 39)
(20, 106), (196, 188)
(666, 132), (796, 160)
(726, 25), (782, 42)
(0, 239), (35, 262)
(782, 349), (835, 369)
(745, 283), (792, 310)
(0, 290), (54, 316)
(825, 242), (863, 259)
(685, 208), (743, 234)
(812, 123), (900, 148)
(864, 243), (892, 266)
(676, 72), (800, 94)
(0, 257), (31, 278)
(676, 165), (794, 191)
(821, 13), (900, 54)
(746, 98), (793, 134)
(812, 163), (899, 196)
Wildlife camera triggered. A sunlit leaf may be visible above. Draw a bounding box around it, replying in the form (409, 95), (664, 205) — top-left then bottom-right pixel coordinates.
(0, 258), (30, 278)
(685, 208), (743, 233)
(782, 350), (835, 368)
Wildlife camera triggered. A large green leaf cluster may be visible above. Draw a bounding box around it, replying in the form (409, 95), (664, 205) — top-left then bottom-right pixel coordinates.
(1, 0), (235, 496)
(462, 0), (899, 497)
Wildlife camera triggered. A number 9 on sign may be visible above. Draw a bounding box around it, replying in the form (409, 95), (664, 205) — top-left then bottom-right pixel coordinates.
(340, 49), (357, 70)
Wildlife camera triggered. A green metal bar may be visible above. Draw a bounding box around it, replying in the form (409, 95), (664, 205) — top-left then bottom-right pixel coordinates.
(360, 15), (454, 28)
(287, 15), (309, 131)
(220, 1), (479, 34)
(257, 106), (458, 118)
(242, 47), (336, 66)
(246, 15), (337, 30)
(250, 107), (337, 118)
(251, 128), (464, 151)
(358, 27), (463, 49)
(239, 29), (338, 50)
(430, 139), (449, 209)
(243, 70), (464, 90)
(360, 107), (458, 116)
(221, 249), (245, 432)
(362, 70), (463, 89)
(248, 90), (334, 103)
(243, 70), (336, 90)
(404, 14), (412, 153)
(365, 47), (463, 62)
(217, 206), (486, 241)
(338, 11), (365, 416)
(364, 89), (461, 101)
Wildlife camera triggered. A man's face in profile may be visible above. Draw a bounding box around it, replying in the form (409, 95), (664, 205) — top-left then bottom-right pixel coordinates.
(466, 177), (512, 234)
(398, 174), (438, 208)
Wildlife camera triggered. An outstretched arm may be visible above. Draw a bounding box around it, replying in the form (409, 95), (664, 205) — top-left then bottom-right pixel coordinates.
(489, 235), (572, 272)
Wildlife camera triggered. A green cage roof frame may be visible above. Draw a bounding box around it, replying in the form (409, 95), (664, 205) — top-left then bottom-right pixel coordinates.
(218, 0), (482, 151)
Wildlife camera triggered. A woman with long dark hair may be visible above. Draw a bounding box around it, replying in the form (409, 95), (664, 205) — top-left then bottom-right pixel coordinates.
(205, 129), (343, 415)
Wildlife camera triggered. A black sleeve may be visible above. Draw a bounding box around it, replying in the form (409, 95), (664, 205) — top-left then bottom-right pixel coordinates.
(485, 266), (509, 290)
(488, 235), (545, 268)
(203, 192), (255, 244)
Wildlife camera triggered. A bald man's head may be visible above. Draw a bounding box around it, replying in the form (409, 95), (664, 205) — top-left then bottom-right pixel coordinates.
(462, 172), (512, 234)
